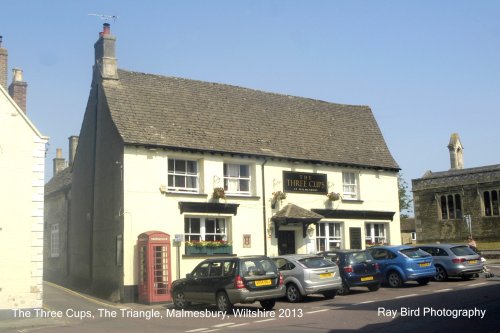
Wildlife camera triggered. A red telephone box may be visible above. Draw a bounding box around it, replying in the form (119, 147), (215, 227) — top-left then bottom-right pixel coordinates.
(137, 231), (172, 304)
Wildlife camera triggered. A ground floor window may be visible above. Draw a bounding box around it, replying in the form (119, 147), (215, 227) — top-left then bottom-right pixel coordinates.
(483, 189), (500, 216)
(316, 222), (342, 251)
(365, 223), (387, 246)
(50, 224), (59, 258)
(184, 217), (231, 255)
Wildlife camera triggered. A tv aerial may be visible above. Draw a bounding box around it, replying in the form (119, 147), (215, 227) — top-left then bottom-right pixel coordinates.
(88, 13), (118, 22)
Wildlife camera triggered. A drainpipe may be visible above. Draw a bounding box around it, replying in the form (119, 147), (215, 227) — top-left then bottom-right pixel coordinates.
(261, 159), (269, 256)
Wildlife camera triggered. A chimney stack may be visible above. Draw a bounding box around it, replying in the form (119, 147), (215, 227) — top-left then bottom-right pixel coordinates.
(8, 68), (28, 113)
(0, 36), (8, 90)
(53, 148), (67, 176)
(93, 23), (118, 82)
(68, 135), (79, 166)
(448, 133), (464, 170)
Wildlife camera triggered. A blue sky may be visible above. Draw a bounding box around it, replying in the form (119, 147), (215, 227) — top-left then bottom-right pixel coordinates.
(2, 1), (500, 193)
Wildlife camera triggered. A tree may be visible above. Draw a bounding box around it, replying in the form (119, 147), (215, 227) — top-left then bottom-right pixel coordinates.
(398, 173), (413, 218)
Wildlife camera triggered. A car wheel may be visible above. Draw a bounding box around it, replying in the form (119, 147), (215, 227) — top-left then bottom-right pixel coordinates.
(337, 280), (350, 295)
(434, 265), (448, 282)
(216, 292), (233, 313)
(173, 289), (187, 309)
(367, 283), (380, 292)
(322, 290), (337, 299)
(285, 283), (303, 303)
(259, 299), (276, 310)
(387, 271), (403, 288)
(417, 278), (430, 285)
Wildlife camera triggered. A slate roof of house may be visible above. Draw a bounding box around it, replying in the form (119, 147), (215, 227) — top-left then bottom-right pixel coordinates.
(412, 164), (500, 191)
(103, 69), (399, 170)
(45, 167), (72, 196)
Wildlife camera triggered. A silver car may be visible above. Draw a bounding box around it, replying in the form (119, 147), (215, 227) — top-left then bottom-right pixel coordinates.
(272, 254), (341, 302)
(417, 244), (483, 281)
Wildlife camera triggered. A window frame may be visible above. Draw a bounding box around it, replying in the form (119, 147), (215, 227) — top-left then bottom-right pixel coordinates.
(316, 222), (342, 251)
(184, 217), (228, 242)
(365, 222), (387, 246)
(439, 193), (463, 220)
(50, 223), (60, 258)
(167, 158), (199, 193)
(223, 163), (251, 196)
(342, 171), (360, 200)
(483, 189), (500, 217)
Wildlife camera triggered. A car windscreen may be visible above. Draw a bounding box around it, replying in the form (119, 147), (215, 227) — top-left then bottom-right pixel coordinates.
(400, 248), (431, 258)
(450, 246), (477, 256)
(298, 257), (335, 268)
(347, 251), (374, 264)
(240, 259), (277, 277)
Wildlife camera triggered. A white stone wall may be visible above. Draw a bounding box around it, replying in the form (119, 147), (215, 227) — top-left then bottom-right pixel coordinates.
(0, 87), (47, 310)
(121, 146), (400, 284)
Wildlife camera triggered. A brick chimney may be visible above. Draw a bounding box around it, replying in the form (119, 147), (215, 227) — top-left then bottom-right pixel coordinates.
(9, 68), (28, 113)
(53, 148), (67, 176)
(0, 36), (8, 90)
(68, 135), (79, 166)
(93, 23), (118, 82)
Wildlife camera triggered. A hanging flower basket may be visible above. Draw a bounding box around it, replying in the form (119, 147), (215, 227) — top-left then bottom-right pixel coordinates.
(326, 192), (341, 201)
(271, 191), (287, 208)
(212, 187), (226, 199)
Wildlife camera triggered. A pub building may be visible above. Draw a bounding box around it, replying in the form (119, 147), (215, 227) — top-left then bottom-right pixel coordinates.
(44, 24), (401, 303)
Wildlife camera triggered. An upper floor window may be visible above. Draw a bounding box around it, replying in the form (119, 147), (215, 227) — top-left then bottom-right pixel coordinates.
(168, 158), (198, 192)
(342, 172), (359, 200)
(439, 194), (462, 220)
(223, 163), (250, 195)
(484, 190), (500, 216)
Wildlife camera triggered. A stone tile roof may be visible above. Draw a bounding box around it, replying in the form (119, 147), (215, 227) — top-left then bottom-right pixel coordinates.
(412, 164), (500, 191)
(103, 69), (399, 170)
(45, 167), (72, 196)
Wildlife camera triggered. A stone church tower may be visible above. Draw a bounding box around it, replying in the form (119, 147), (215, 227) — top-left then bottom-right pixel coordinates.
(448, 133), (464, 170)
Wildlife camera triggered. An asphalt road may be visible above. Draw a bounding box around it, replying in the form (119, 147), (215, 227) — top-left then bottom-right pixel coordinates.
(1, 264), (499, 333)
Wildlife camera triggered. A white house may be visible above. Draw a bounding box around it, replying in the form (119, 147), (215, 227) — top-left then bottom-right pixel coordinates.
(0, 37), (48, 313)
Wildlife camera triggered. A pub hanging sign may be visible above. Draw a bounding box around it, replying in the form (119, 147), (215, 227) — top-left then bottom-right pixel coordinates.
(283, 171), (327, 194)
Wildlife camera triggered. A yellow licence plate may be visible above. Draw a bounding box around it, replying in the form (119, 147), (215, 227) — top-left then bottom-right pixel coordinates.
(361, 276), (374, 282)
(468, 260), (478, 264)
(319, 273), (333, 279)
(419, 262), (431, 267)
(255, 279), (272, 287)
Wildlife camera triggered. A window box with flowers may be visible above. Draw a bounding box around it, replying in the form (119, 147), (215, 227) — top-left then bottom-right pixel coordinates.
(365, 240), (386, 247)
(185, 240), (233, 255)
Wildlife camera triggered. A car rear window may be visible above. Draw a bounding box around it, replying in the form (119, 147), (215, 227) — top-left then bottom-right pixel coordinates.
(298, 257), (335, 268)
(347, 251), (374, 264)
(400, 248), (431, 258)
(241, 258), (277, 277)
(450, 246), (477, 256)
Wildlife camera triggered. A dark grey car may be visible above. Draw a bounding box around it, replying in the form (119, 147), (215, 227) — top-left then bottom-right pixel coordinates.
(417, 244), (483, 281)
(170, 256), (285, 312)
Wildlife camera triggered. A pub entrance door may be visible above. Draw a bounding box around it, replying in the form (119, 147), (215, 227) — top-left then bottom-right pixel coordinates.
(278, 230), (296, 255)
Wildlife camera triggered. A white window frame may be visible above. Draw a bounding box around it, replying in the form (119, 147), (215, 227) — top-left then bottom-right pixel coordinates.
(50, 224), (60, 258)
(316, 222), (342, 251)
(184, 217), (228, 242)
(223, 163), (251, 196)
(167, 158), (199, 193)
(365, 223), (387, 246)
(342, 171), (359, 200)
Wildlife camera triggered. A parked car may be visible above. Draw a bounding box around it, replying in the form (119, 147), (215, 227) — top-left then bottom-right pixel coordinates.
(318, 249), (382, 295)
(170, 256), (285, 312)
(417, 244), (484, 281)
(367, 245), (436, 288)
(271, 254), (341, 302)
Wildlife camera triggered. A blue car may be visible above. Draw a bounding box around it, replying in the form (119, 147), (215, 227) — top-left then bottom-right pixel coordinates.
(367, 245), (436, 288)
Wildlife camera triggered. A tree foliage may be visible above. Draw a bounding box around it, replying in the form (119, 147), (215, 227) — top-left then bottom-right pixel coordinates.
(398, 172), (413, 218)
